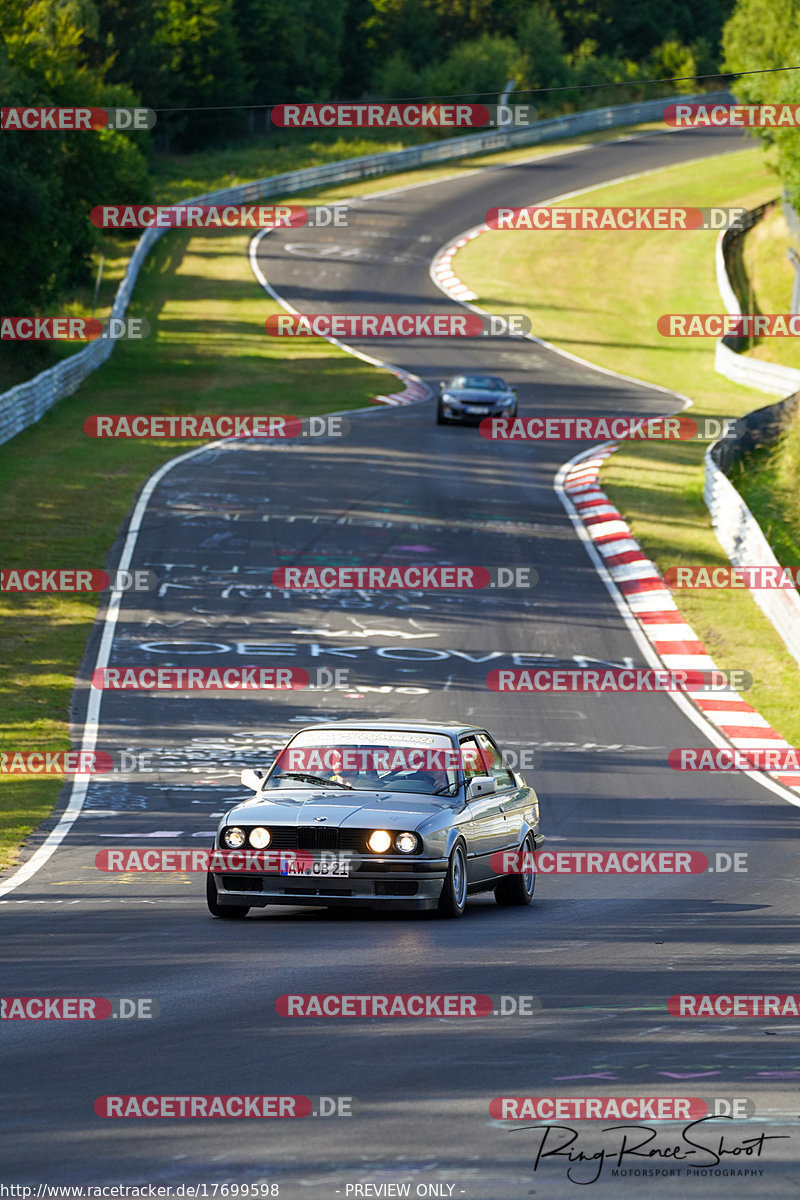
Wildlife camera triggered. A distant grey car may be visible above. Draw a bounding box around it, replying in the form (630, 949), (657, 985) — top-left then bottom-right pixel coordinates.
(436, 374), (518, 425)
(206, 721), (544, 919)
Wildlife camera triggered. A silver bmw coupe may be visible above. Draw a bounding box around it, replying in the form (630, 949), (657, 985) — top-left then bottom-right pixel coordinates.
(206, 721), (544, 919)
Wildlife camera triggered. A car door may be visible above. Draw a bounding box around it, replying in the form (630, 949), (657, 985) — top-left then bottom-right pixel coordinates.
(460, 734), (508, 883)
(475, 731), (523, 852)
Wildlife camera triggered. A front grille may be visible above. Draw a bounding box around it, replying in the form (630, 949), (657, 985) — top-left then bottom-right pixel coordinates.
(245, 826), (371, 853)
(297, 825), (339, 852)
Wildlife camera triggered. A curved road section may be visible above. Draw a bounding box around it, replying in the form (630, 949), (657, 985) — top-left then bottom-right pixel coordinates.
(3, 127), (798, 1198)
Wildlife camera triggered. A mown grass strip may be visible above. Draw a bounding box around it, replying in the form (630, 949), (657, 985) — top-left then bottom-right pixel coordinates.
(0, 226), (389, 870)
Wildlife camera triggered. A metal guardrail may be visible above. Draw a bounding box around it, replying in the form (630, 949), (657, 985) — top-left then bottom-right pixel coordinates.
(714, 200), (800, 394)
(0, 90), (731, 448)
(706, 202), (800, 669)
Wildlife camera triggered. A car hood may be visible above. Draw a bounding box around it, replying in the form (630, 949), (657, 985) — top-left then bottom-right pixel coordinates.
(225, 789), (454, 830)
(444, 388), (511, 403)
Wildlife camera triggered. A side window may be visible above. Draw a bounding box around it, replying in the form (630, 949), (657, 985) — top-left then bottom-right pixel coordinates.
(459, 736), (486, 780)
(476, 732), (514, 790)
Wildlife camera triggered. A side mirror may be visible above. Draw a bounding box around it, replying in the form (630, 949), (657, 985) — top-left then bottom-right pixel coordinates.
(467, 775), (497, 800)
(240, 768), (265, 791)
(438, 379), (446, 392)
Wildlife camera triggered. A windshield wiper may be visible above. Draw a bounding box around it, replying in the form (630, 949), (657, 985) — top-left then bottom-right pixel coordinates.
(275, 771), (354, 790)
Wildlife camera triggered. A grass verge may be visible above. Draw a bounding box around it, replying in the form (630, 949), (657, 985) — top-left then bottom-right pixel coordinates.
(731, 420), (800, 567)
(0, 227), (389, 871)
(740, 205), (800, 369)
(454, 147), (800, 749)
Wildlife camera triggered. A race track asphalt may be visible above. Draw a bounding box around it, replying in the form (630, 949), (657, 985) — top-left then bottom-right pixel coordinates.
(3, 124), (799, 1199)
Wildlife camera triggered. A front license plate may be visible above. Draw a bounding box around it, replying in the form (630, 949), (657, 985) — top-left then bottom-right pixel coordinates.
(280, 859), (351, 877)
(467, 406), (490, 414)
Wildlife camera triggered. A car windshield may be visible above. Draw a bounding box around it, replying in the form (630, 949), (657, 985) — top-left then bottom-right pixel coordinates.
(264, 730), (463, 797)
(449, 375), (505, 391)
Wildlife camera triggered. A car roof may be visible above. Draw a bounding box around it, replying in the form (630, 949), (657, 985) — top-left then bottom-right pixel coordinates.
(290, 720), (482, 737)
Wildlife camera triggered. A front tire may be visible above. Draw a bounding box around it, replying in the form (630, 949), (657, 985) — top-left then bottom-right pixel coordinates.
(206, 873), (250, 919)
(494, 835), (536, 907)
(438, 842), (468, 917)
(436, 403), (449, 425)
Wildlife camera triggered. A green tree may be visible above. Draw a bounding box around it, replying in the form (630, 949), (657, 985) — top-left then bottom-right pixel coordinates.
(550, 0), (734, 62)
(234, 0), (346, 112)
(0, 0), (151, 315)
(150, 0), (248, 147)
(421, 33), (519, 100)
(515, 2), (571, 94)
(723, 0), (800, 205)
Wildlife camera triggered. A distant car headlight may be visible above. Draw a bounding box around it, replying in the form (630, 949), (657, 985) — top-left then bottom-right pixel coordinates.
(223, 826), (246, 848)
(395, 831), (419, 853)
(249, 826), (270, 849)
(499, 395), (515, 405)
(368, 830), (393, 854)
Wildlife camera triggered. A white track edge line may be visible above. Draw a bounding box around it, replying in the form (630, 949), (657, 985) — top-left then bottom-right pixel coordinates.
(249, 229), (429, 405)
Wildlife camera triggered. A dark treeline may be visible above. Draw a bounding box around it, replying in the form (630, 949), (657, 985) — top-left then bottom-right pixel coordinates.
(86, 0), (736, 148)
(1, 0), (737, 321)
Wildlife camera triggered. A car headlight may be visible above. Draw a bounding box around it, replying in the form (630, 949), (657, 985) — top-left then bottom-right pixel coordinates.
(249, 826), (270, 849)
(368, 830), (392, 854)
(395, 831), (419, 854)
(223, 826), (245, 848)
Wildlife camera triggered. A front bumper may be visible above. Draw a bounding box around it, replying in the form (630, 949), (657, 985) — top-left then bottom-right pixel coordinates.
(442, 405), (511, 424)
(211, 858), (449, 911)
